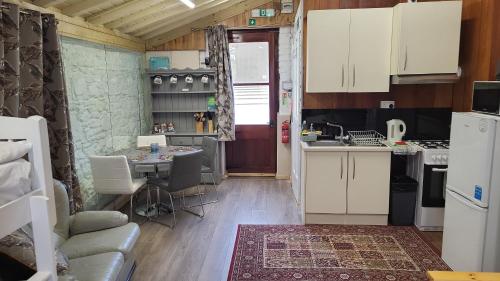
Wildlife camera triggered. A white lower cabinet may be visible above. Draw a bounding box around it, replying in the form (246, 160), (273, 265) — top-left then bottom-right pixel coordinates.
(302, 148), (391, 225)
(305, 152), (347, 214)
(347, 152), (391, 215)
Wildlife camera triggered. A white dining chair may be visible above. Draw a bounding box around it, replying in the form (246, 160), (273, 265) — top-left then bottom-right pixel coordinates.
(89, 155), (148, 221)
(136, 135), (169, 175)
(137, 135), (167, 148)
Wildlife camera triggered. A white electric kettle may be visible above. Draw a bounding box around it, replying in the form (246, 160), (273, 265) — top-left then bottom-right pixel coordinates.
(386, 119), (406, 143)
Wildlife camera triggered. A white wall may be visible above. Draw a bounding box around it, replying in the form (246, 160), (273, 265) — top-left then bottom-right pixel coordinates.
(146, 50), (207, 69)
(61, 37), (150, 208)
(276, 27), (293, 179)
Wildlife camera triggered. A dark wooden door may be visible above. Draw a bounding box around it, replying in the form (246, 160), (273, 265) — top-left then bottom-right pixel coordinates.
(226, 29), (279, 174)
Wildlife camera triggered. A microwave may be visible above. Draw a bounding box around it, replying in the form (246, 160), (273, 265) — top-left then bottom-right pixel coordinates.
(472, 81), (500, 115)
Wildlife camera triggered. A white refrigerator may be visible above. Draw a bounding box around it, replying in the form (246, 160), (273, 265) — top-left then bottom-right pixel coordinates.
(442, 112), (500, 271)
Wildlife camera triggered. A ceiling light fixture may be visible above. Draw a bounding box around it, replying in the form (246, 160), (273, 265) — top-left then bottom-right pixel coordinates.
(179, 0), (195, 9)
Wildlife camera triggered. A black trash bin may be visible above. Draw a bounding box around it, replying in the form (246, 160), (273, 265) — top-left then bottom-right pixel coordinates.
(390, 175), (418, 226)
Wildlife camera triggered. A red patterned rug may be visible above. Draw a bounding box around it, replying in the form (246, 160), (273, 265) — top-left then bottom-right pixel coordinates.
(227, 225), (450, 281)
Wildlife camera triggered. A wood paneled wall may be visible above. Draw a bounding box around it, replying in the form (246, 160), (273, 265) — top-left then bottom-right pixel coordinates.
(302, 0), (500, 111)
(148, 0), (299, 51)
(149, 0), (500, 111)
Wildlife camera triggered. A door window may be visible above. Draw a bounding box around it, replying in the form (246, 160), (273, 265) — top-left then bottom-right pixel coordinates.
(229, 42), (270, 125)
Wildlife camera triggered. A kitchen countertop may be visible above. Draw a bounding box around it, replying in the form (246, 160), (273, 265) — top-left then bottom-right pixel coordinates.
(301, 141), (393, 152)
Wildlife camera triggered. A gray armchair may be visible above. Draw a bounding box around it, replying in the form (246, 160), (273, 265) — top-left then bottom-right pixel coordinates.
(53, 180), (140, 281)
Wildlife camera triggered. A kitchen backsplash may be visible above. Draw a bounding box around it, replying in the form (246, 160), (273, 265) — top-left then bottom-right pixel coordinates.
(302, 108), (452, 140)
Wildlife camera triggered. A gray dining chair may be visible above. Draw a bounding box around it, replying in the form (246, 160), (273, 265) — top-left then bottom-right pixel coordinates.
(201, 136), (219, 203)
(148, 151), (205, 228)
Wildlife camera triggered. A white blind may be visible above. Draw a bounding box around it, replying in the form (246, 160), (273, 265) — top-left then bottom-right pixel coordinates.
(233, 85), (270, 125)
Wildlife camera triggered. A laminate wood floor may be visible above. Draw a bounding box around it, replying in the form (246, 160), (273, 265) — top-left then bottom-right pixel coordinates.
(130, 177), (301, 281)
(129, 178), (443, 281)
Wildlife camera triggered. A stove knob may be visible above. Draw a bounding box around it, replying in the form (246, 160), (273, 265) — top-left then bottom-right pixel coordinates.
(436, 155), (442, 161)
(442, 155), (448, 162)
(432, 155), (437, 161)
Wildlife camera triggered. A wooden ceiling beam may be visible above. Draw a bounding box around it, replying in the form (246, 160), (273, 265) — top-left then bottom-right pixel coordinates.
(122, 0), (229, 35)
(32, 0), (67, 8)
(104, 0), (184, 30)
(4, 0), (145, 52)
(135, 0), (234, 38)
(61, 0), (113, 17)
(86, 0), (171, 25)
(146, 0), (272, 48)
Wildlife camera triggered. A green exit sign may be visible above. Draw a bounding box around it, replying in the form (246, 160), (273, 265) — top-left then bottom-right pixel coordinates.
(259, 9), (267, 17)
(249, 18), (256, 26)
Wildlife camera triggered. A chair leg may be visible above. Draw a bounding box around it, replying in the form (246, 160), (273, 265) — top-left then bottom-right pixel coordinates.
(180, 185), (206, 218)
(168, 192), (176, 228)
(196, 185), (205, 218)
(156, 187), (161, 216)
(129, 194), (134, 222)
(145, 185), (151, 220)
(211, 172), (219, 202)
(198, 172), (219, 205)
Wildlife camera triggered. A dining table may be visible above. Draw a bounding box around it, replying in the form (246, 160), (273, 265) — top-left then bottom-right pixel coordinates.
(111, 145), (200, 217)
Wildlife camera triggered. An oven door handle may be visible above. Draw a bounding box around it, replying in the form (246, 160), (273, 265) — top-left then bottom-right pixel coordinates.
(432, 168), (448, 173)
(431, 167), (448, 201)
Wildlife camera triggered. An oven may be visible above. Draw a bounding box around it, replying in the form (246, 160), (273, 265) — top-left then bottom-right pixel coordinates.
(422, 164), (447, 207)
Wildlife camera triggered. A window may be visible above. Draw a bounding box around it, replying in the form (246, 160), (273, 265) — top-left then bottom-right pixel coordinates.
(229, 42), (270, 125)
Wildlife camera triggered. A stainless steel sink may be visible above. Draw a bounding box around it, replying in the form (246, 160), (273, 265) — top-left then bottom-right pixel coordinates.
(307, 140), (348, 147)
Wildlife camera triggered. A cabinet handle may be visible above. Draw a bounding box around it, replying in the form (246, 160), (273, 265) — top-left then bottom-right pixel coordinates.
(341, 64), (344, 87)
(352, 65), (356, 87)
(352, 156), (356, 180)
(340, 156), (343, 179)
(404, 45), (408, 71)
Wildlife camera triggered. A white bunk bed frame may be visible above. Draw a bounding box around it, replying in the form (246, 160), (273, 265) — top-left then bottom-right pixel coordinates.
(0, 116), (57, 281)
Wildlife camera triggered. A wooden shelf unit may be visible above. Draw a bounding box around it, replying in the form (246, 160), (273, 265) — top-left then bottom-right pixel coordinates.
(149, 68), (218, 141)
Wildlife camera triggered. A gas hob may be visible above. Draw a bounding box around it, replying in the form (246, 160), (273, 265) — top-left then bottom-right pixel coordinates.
(409, 140), (449, 165)
(411, 140), (450, 150)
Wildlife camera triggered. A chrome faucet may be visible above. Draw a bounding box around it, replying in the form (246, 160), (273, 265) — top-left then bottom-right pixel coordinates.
(326, 122), (345, 144)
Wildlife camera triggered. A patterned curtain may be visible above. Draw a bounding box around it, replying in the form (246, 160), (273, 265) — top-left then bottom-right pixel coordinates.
(0, 2), (82, 213)
(207, 25), (235, 141)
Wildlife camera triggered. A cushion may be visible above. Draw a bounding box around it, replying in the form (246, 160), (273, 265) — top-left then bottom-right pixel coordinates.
(53, 180), (71, 240)
(0, 141), (32, 164)
(67, 252), (124, 281)
(69, 211), (128, 236)
(0, 159), (32, 206)
(61, 223), (140, 259)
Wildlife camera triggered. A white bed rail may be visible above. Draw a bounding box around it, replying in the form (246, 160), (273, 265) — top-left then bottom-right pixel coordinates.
(0, 116), (57, 281)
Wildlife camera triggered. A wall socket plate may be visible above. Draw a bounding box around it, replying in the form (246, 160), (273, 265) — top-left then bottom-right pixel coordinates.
(380, 101), (395, 109)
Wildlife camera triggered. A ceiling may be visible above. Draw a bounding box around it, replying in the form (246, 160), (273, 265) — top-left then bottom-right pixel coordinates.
(29, 0), (272, 47)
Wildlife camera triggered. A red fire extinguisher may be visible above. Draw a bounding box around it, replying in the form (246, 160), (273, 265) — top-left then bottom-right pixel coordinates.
(281, 120), (290, 144)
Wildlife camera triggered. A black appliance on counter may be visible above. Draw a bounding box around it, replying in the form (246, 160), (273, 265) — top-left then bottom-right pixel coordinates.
(472, 81), (500, 115)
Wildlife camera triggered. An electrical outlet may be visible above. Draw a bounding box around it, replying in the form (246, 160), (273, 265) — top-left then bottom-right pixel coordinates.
(380, 101), (395, 109)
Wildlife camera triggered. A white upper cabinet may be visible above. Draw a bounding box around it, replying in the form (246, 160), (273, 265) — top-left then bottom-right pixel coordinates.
(306, 8), (393, 93)
(349, 8), (393, 92)
(306, 9), (350, 93)
(391, 1), (462, 75)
